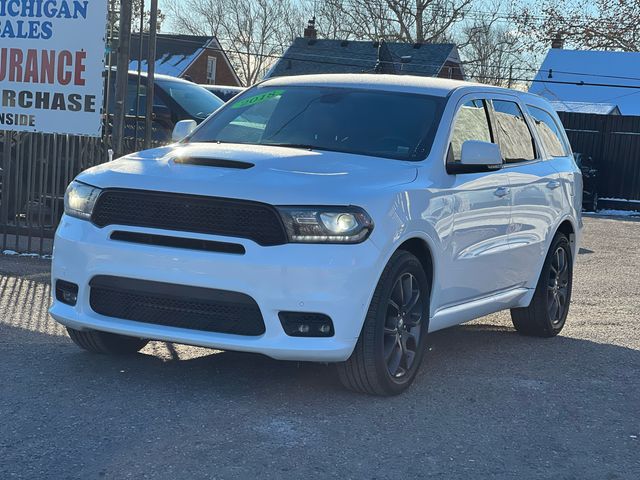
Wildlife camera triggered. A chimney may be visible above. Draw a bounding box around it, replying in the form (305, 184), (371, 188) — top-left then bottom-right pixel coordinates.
(551, 33), (564, 49)
(303, 17), (317, 39)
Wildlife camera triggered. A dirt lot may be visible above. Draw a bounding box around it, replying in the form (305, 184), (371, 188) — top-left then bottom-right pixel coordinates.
(1, 216), (638, 479)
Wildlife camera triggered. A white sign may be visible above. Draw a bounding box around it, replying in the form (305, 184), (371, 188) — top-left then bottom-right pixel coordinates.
(0, 0), (108, 136)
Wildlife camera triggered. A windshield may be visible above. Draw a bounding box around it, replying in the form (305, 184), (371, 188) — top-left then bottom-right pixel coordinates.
(156, 79), (224, 120)
(188, 85), (445, 160)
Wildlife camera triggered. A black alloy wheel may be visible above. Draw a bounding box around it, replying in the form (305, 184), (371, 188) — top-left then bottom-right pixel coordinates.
(547, 245), (570, 326)
(511, 233), (573, 337)
(338, 250), (430, 395)
(384, 272), (423, 378)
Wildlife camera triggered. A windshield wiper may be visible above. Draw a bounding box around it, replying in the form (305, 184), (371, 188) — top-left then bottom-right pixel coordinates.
(194, 139), (229, 144)
(263, 143), (332, 152)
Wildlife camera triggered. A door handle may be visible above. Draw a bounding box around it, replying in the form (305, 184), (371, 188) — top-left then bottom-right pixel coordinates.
(494, 186), (510, 197)
(546, 180), (561, 189)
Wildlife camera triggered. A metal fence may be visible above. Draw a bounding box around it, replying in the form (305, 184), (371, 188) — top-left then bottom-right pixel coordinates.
(0, 132), (107, 254)
(0, 0), (170, 254)
(0, 123), (169, 254)
(558, 112), (640, 208)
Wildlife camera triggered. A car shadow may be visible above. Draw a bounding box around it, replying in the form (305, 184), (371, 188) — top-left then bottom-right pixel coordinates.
(3, 319), (638, 401)
(1, 268), (638, 403)
(2, 303), (639, 478)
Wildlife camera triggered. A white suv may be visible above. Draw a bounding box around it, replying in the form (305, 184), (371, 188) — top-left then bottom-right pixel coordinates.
(50, 74), (582, 395)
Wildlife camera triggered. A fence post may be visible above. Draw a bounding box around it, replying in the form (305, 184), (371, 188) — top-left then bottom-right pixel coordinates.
(113, 0), (133, 157)
(144, 0), (159, 150)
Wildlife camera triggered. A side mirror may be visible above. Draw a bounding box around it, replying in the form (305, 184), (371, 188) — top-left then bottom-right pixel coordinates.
(461, 140), (502, 166)
(171, 119), (197, 142)
(448, 140), (503, 174)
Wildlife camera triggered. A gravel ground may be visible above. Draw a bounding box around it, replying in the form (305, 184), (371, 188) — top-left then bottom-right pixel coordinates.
(1, 216), (638, 479)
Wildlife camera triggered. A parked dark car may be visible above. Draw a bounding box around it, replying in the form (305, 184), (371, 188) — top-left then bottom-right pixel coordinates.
(107, 71), (225, 145)
(0, 72), (224, 229)
(200, 84), (245, 102)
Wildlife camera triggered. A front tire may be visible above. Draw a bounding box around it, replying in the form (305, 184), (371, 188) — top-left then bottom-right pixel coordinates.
(67, 327), (149, 354)
(511, 233), (573, 337)
(337, 250), (430, 396)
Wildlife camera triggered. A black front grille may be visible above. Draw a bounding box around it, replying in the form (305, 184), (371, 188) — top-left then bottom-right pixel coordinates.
(89, 276), (265, 336)
(92, 189), (287, 246)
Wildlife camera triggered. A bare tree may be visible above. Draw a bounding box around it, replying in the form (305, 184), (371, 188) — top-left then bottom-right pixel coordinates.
(515, 0), (640, 52)
(457, 3), (526, 86)
(316, 0), (472, 43)
(166, 0), (533, 87)
(109, 0), (166, 33)
(167, 0), (304, 85)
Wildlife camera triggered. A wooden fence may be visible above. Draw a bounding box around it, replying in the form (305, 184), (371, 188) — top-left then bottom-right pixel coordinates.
(558, 112), (640, 209)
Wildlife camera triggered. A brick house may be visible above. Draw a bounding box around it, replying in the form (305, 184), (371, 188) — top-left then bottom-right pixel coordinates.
(130, 33), (242, 86)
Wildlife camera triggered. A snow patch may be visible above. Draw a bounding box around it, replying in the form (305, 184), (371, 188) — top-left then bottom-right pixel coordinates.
(2, 250), (52, 259)
(599, 197), (640, 204)
(593, 209), (640, 217)
(129, 50), (202, 78)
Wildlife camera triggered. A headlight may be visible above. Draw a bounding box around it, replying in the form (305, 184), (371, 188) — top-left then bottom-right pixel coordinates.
(64, 180), (102, 220)
(277, 206), (373, 243)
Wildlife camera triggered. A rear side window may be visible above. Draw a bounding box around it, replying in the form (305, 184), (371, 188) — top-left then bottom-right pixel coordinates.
(492, 100), (536, 163)
(527, 106), (568, 157)
(448, 99), (493, 163)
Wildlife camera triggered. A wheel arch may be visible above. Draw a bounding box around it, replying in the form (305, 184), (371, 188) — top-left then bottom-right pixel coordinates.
(397, 237), (434, 287)
(555, 217), (577, 259)
(521, 216), (578, 307)
(394, 235), (436, 320)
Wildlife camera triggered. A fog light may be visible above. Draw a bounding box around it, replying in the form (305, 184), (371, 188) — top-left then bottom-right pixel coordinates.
(55, 280), (79, 306)
(279, 312), (334, 337)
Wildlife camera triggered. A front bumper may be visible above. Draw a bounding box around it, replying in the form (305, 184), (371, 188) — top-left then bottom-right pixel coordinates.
(49, 215), (384, 361)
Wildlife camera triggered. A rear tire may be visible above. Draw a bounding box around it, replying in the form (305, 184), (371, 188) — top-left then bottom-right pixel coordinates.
(337, 250), (430, 396)
(511, 233), (573, 337)
(67, 327), (148, 354)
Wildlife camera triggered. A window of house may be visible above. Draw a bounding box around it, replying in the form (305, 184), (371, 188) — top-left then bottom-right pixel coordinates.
(527, 105), (568, 157)
(448, 99), (493, 163)
(206, 56), (217, 84)
(491, 100), (536, 163)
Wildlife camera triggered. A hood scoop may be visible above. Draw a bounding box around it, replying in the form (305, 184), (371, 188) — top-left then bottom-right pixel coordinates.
(174, 156), (254, 170)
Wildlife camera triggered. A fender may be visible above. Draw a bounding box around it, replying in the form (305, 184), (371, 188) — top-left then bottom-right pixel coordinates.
(517, 213), (580, 308)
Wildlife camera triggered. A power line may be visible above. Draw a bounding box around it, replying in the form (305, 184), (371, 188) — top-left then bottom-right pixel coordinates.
(134, 33), (640, 89)
(133, 31), (640, 85)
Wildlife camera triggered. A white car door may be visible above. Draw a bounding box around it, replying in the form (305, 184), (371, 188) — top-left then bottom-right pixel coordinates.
(437, 97), (514, 309)
(489, 97), (565, 287)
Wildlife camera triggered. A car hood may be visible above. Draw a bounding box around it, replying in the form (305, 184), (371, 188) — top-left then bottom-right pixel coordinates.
(76, 143), (418, 204)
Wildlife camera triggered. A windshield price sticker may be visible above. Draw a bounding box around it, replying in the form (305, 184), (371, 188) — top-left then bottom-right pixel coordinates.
(231, 89), (284, 109)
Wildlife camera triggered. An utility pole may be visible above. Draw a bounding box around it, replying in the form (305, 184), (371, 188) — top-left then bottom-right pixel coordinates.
(508, 65), (513, 89)
(113, 0), (132, 157)
(144, 0), (159, 150)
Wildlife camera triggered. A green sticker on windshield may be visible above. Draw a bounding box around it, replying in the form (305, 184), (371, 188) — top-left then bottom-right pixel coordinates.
(231, 89), (284, 109)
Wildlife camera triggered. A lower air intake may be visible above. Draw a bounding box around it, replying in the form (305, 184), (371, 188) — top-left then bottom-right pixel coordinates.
(89, 276), (265, 336)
